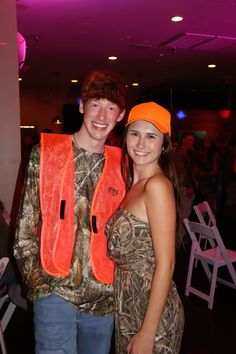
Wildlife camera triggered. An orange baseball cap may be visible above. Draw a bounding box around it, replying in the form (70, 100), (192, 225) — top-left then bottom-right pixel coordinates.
(126, 101), (171, 135)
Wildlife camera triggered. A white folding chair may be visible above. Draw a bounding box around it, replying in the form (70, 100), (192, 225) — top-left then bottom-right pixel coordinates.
(193, 200), (216, 227)
(0, 257), (17, 354)
(183, 218), (236, 309)
(0, 258), (9, 279)
(193, 201), (217, 267)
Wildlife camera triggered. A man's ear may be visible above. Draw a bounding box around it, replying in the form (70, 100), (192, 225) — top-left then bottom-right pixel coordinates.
(79, 101), (84, 114)
(117, 110), (126, 122)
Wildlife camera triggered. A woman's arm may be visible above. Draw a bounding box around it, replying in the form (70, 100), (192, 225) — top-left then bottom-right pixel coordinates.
(127, 174), (176, 354)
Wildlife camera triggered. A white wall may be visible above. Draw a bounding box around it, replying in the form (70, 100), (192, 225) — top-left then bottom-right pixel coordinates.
(0, 0), (21, 213)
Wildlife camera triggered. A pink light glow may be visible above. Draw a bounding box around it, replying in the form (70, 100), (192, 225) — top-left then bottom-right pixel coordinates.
(17, 32), (27, 70)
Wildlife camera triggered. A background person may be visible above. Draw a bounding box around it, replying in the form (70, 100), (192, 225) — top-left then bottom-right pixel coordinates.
(175, 132), (196, 236)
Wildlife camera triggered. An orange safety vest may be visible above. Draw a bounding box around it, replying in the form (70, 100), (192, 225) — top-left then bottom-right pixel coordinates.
(39, 133), (125, 284)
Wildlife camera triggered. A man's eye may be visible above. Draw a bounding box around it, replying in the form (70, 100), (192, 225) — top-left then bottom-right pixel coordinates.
(109, 106), (118, 111)
(147, 135), (155, 139)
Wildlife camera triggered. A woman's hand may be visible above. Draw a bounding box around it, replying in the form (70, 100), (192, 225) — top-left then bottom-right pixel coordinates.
(127, 331), (154, 354)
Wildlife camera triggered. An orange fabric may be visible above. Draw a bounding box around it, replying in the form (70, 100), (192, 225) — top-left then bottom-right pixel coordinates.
(39, 135), (125, 283)
(90, 145), (125, 284)
(126, 101), (171, 135)
(40, 133), (75, 276)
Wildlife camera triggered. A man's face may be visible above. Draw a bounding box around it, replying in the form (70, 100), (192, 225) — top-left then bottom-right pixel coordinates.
(80, 98), (125, 143)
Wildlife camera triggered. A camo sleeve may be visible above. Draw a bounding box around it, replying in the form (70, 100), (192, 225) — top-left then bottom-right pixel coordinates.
(13, 145), (43, 294)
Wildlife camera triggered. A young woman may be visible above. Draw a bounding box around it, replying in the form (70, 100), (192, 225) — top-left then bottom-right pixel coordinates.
(106, 102), (184, 354)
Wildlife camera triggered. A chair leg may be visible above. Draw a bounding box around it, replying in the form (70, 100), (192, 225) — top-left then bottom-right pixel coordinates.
(0, 325), (7, 354)
(208, 264), (218, 309)
(1, 302), (16, 332)
(185, 249), (195, 296)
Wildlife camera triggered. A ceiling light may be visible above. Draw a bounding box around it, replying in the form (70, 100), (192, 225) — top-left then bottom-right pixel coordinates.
(108, 56), (117, 60)
(71, 79), (78, 83)
(52, 115), (63, 125)
(171, 16), (183, 22)
(208, 64), (216, 68)
(132, 82), (139, 87)
(20, 125), (35, 129)
(18, 77), (22, 81)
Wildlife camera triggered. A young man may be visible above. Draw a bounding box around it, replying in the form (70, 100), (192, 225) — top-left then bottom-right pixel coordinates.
(14, 70), (127, 354)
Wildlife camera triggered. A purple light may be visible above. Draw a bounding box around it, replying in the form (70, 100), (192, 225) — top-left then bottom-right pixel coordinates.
(75, 97), (81, 105)
(176, 111), (186, 120)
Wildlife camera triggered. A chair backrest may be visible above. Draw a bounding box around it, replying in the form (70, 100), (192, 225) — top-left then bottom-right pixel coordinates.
(0, 257), (9, 280)
(184, 218), (216, 252)
(193, 201), (216, 227)
(183, 218), (236, 284)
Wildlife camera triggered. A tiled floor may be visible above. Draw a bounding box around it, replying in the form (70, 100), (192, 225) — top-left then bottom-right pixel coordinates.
(3, 240), (236, 354)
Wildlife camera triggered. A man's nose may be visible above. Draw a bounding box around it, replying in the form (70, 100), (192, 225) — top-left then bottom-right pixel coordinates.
(97, 107), (107, 121)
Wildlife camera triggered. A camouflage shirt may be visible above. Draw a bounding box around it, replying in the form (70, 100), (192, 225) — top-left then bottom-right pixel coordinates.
(14, 140), (113, 316)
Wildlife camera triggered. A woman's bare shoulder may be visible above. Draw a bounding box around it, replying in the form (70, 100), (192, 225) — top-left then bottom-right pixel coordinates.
(144, 173), (173, 194)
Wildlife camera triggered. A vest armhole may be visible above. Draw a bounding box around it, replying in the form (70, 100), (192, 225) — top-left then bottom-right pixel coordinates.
(60, 200), (66, 219)
(91, 215), (98, 233)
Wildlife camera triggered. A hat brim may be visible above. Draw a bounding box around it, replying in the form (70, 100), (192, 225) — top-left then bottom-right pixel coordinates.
(126, 117), (170, 134)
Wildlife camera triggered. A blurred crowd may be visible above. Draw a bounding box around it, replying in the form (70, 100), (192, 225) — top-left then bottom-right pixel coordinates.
(174, 132), (236, 249)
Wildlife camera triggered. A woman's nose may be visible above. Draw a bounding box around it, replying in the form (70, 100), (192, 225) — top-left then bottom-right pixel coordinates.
(136, 137), (146, 148)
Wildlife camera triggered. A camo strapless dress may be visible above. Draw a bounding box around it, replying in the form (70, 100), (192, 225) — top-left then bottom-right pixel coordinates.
(106, 208), (184, 354)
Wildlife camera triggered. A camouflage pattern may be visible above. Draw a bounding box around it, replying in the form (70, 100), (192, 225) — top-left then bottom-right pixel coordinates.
(106, 208), (185, 353)
(14, 141), (113, 316)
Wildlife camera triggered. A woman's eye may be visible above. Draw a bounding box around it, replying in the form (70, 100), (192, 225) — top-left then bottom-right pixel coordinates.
(147, 135), (155, 139)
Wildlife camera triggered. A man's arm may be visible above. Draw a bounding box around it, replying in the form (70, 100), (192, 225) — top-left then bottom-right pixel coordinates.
(14, 145), (41, 292)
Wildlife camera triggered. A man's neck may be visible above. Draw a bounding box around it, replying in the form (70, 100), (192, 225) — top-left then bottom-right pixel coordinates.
(74, 128), (105, 153)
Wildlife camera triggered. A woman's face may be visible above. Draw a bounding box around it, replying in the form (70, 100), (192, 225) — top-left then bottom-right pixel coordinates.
(126, 120), (164, 166)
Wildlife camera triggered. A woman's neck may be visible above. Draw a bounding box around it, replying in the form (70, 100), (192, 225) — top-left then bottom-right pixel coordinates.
(132, 164), (161, 185)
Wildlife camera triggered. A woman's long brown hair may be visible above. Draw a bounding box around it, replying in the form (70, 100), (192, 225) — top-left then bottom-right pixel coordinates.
(121, 129), (182, 247)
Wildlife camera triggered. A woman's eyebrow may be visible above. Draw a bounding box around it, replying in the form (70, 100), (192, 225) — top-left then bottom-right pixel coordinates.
(129, 129), (158, 136)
